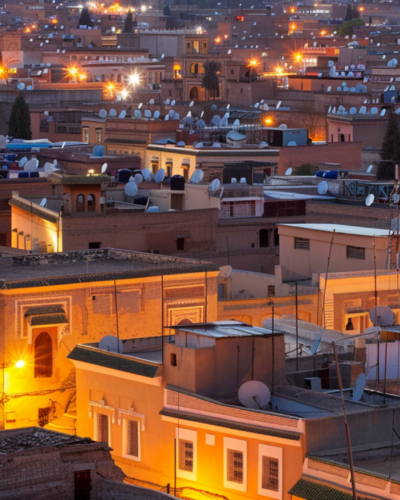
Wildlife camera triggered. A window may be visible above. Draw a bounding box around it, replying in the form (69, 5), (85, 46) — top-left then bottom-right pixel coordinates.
(34, 332), (52, 378)
(87, 194), (96, 211)
(77, 194), (85, 212)
(177, 238), (185, 251)
(268, 285), (275, 297)
(89, 242), (101, 249)
(125, 420), (140, 459)
(176, 428), (197, 480)
(274, 229), (279, 247)
(95, 128), (102, 144)
(227, 450), (243, 483)
(294, 237), (310, 250)
(74, 470), (91, 500)
(258, 444), (282, 498)
(171, 353), (177, 366)
(83, 127), (89, 143)
(224, 437), (247, 492)
(347, 245), (365, 260)
(96, 413), (109, 444)
(259, 229), (270, 247)
(38, 407), (52, 427)
(179, 440), (194, 472)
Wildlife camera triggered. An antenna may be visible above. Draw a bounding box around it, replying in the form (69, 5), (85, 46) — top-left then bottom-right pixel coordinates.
(284, 168), (292, 176)
(189, 170), (204, 184)
(124, 181), (138, 197)
(40, 198), (47, 207)
(318, 181), (328, 195)
(101, 163), (107, 174)
(238, 380), (271, 409)
(365, 194), (375, 206)
(99, 335), (123, 354)
(352, 373), (366, 402)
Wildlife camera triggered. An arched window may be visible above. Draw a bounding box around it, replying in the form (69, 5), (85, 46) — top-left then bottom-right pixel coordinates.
(77, 194), (85, 212)
(87, 194), (95, 212)
(34, 332), (52, 378)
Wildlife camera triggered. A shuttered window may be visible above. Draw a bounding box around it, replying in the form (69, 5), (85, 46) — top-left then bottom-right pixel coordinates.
(97, 414), (109, 444)
(262, 457), (279, 491)
(179, 440), (194, 472)
(227, 450), (243, 484)
(127, 420), (139, 457)
(34, 332), (52, 378)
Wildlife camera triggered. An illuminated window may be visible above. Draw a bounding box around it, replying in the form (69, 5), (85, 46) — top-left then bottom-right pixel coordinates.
(83, 127), (89, 143)
(179, 440), (194, 471)
(176, 428), (197, 480)
(87, 194), (95, 211)
(125, 420), (140, 459)
(347, 246), (365, 260)
(294, 237), (310, 250)
(228, 450), (243, 483)
(34, 332), (52, 378)
(96, 413), (109, 445)
(95, 128), (102, 144)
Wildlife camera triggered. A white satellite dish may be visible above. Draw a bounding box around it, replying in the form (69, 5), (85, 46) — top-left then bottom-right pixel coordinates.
(285, 168), (292, 176)
(365, 194), (375, 206)
(17, 82), (25, 91)
(134, 173), (143, 184)
(99, 109), (107, 119)
(138, 103), (143, 109)
(154, 168), (165, 183)
(118, 110), (127, 119)
(147, 206), (160, 213)
(369, 305), (395, 327)
(109, 109), (117, 117)
(238, 380), (270, 409)
(144, 109), (151, 118)
(171, 100), (176, 106)
(125, 182), (138, 197)
(149, 98), (155, 105)
(209, 178), (220, 193)
(19, 157), (27, 167)
(44, 162), (54, 174)
(366, 165), (373, 173)
(189, 169), (204, 184)
(101, 163), (108, 174)
(231, 178), (237, 183)
(276, 100), (281, 109)
(142, 168), (151, 181)
(99, 335), (123, 354)
(353, 373), (367, 402)
(318, 181), (328, 195)
(39, 198), (47, 207)
(189, 101), (194, 107)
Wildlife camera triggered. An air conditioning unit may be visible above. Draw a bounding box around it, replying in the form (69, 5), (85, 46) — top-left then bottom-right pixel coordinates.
(305, 377), (321, 392)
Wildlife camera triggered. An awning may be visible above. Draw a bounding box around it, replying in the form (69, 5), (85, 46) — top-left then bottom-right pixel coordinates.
(25, 305), (68, 327)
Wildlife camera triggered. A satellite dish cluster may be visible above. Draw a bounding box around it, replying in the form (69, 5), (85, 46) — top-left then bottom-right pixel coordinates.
(329, 104), (386, 117)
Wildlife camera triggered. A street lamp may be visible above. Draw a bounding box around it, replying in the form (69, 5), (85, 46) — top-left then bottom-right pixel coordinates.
(2, 359), (25, 429)
(128, 72), (140, 88)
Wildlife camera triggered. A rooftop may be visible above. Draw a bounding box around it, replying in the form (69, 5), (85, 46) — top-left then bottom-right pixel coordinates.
(279, 223), (390, 237)
(169, 320), (276, 339)
(0, 249), (219, 289)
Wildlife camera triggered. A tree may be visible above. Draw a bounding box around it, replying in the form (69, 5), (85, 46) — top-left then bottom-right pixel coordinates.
(201, 61), (220, 100)
(379, 107), (400, 179)
(78, 7), (93, 28)
(8, 95), (32, 140)
(337, 18), (364, 37)
(123, 11), (133, 33)
(344, 4), (353, 21)
(296, 163), (318, 176)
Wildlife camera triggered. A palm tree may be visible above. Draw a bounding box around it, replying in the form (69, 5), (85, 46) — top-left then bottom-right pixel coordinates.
(201, 61), (220, 101)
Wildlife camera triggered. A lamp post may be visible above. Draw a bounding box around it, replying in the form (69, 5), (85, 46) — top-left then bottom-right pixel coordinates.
(2, 359), (25, 429)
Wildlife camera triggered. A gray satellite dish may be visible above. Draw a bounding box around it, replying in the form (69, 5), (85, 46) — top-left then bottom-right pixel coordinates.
(173, 112), (180, 120)
(118, 110), (127, 119)
(231, 178), (237, 183)
(0, 135), (6, 150)
(365, 194), (375, 206)
(144, 109), (151, 118)
(99, 335), (123, 354)
(125, 182), (138, 197)
(134, 109), (142, 119)
(369, 305), (395, 327)
(149, 98), (155, 105)
(352, 373), (366, 402)
(165, 114), (170, 121)
(153, 110), (160, 119)
(238, 380), (270, 409)
(17, 82), (25, 91)
(170, 100), (176, 106)
(169, 109), (175, 118)
(394, 194), (400, 204)
(209, 178), (220, 193)
(311, 333), (322, 355)
(101, 163), (108, 174)
(134, 173), (143, 184)
(190, 169), (204, 184)
(147, 206), (160, 213)
(39, 198), (47, 207)
(318, 181), (328, 195)
(189, 101), (194, 107)
(109, 108), (117, 117)
(142, 168), (151, 181)
(155, 168), (165, 183)
(44, 162), (54, 174)
(24, 159), (37, 172)
(99, 109), (107, 119)
(285, 168), (292, 176)
(19, 157), (27, 167)
(138, 103), (143, 109)
(366, 164), (373, 173)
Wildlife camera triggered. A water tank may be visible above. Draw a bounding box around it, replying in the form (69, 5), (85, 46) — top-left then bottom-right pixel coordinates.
(323, 170), (338, 179)
(18, 172), (29, 178)
(134, 196), (148, 206)
(117, 169), (133, 183)
(29, 172), (39, 178)
(170, 175), (185, 191)
(315, 171), (324, 178)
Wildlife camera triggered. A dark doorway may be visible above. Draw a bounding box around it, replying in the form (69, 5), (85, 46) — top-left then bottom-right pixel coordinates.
(34, 332), (52, 378)
(74, 470), (91, 500)
(259, 229), (270, 248)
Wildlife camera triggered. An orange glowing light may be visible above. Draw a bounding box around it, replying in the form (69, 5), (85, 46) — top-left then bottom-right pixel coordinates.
(173, 64), (181, 71)
(79, 73), (87, 81)
(224, 34), (228, 39)
(68, 66), (78, 76)
(25, 27), (31, 33)
(15, 360), (25, 368)
(294, 52), (302, 62)
(0, 66), (6, 76)
(250, 59), (257, 66)
(320, 30), (327, 36)
(31, 24), (37, 29)
(290, 24), (296, 31)
(358, 6), (365, 11)
(265, 117), (273, 125)
(275, 66), (283, 75)
(106, 83), (115, 91)
(51, 18), (58, 24)
(290, 7), (295, 13)
(214, 37), (221, 44)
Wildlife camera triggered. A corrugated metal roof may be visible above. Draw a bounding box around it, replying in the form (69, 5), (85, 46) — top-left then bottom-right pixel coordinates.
(68, 345), (160, 378)
(170, 321), (275, 338)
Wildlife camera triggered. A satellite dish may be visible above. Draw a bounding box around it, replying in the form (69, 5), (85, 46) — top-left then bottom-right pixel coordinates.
(209, 178), (220, 193)
(17, 82), (25, 91)
(134, 109), (142, 119)
(311, 333), (322, 355)
(285, 168), (292, 176)
(147, 206), (160, 213)
(369, 305), (395, 327)
(366, 165), (373, 173)
(118, 110), (127, 119)
(99, 109), (107, 119)
(134, 173), (143, 184)
(101, 163), (107, 174)
(189, 101), (194, 107)
(365, 194), (375, 206)
(155, 168), (165, 183)
(99, 335), (123, 354)
(39, 198), (47, 207)
(154, 110), (160, 119)
(149, 98), (155, 105)
(19, 157), (27, 167)
(138, 103), (143, 109)
(171, 100), (176, 106)
(189, 169), (204, 184)
(238, 380), (270, 409)
(318, 181), (328, 195)
(142, 168), (151, 181)
(352, 373), (366, 402)
(394, 194), (400, 204)
(144, 109), (151, 118)
(109, 109), (117, 117)
(24, 159), (37, 172)
(125, 182), (138, 197)
(44, 162), (54, 174)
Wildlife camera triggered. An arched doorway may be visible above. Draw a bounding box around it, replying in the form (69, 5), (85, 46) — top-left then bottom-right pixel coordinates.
(189, 87), (199, 100)
(34, 332), (53, 378)
(177, 318), (193, 326)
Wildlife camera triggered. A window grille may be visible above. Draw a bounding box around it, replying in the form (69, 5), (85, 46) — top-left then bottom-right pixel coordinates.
(127, 420), (139, 457)
(179, 440), (194, 472)
(97, 414), (109, 444)
(227, 450), (243, 484)
(294, 237), (310, 250)
(347, 246), (365, 260)
(262, 457), (279, 491)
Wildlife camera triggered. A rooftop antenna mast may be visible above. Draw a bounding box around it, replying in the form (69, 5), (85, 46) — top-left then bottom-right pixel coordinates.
(373, 236), (380, 382)
(322, 229), (335, 329)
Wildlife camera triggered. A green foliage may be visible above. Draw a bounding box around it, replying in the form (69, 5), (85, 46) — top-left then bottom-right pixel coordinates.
(78, 7), (93, 28)
(337, 18), (364, 37)
(123, 12), (133, 33)
(295, 163), (318, 176)
(201, 61), (220, 100)
(8, 95), (32, 140)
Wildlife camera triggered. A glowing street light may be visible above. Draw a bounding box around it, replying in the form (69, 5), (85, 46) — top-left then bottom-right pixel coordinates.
(320, 30), (327, 36)
(121, 88), (129, 100)
(294, 53), (302, 62)
(140, 5), (147, 11)
(128, 72), (140, 87)
(275, 66), (283, 75)
(250, 59), (258, 67)
(265, 117), (273, 126)
(15, 360), (25, 369)
(214, 37), (221, 44)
